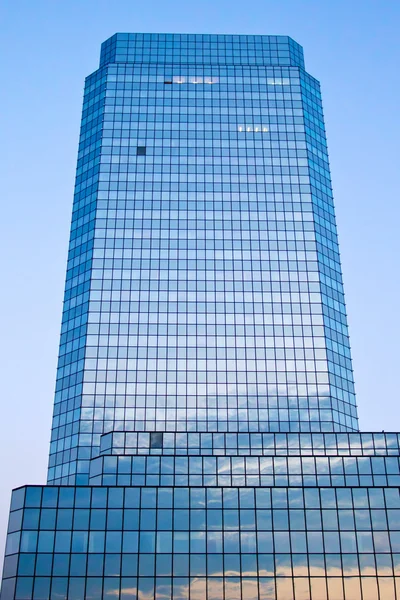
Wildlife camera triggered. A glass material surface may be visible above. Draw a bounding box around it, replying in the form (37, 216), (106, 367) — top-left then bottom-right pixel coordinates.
(3, 485), (400, 600)
(1, 33), (393, 600)
(48, 33), (357, 488)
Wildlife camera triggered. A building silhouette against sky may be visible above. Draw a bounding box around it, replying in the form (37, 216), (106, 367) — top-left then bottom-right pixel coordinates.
(1, 33), (400, 600)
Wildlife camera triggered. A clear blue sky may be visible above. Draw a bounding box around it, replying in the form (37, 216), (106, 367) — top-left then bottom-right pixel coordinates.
(1, 0), (399, 563)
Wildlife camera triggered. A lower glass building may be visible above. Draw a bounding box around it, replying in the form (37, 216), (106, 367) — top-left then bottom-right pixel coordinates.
(3, 433), (400, 599)
(1, 34), (398, 599)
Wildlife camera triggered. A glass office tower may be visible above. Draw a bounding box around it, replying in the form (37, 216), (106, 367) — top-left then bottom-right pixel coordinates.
(2, 34), (399, 600)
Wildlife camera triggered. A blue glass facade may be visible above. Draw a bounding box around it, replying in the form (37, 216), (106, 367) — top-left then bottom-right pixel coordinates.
(1, 34), (394, 600)
(3, 481), (400, 600)
(48, 33), (357, 489)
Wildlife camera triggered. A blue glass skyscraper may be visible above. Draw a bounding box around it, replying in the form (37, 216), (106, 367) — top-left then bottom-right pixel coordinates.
(1, 34), (399, 600)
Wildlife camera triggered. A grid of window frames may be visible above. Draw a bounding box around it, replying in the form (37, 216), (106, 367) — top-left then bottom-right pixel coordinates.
(99, 34), (305, 69)
(99, 432), (400, 457)
(88, 454), (400, 488)
(3, 485), (400, 600)
(48, 33), (357, 487)
(1, 33), (396, 600)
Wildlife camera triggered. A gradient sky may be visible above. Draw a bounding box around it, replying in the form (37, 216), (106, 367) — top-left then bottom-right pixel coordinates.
(1, 0), (399, 565)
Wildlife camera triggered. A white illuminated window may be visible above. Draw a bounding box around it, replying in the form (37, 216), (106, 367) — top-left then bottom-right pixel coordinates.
(238, 125), (269, 133)
(267, 78), (290, 86)
(168, 76), (219, 85)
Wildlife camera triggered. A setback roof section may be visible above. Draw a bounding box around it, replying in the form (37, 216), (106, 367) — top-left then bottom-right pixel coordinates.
(100, 32), (305, 68)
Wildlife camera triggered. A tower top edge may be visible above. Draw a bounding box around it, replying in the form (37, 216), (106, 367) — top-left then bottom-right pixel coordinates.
(99, 33), (305, 69)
